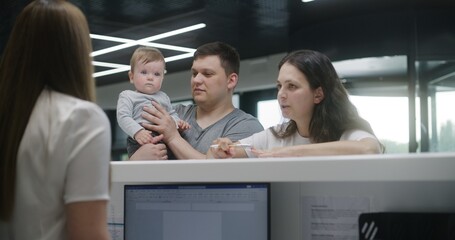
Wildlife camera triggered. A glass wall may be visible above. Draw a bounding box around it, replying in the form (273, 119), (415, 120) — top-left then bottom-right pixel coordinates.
(244, 6), (455, 154)
(249, 56), (455, 154)
(418, 59), (455, 152)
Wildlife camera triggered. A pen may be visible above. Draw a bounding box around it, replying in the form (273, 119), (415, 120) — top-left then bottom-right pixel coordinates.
(210, 143), (252, 148)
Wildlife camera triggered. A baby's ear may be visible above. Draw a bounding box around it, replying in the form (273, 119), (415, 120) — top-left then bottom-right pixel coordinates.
(128, 71), (134, 83)
(314, 87), (325, 104)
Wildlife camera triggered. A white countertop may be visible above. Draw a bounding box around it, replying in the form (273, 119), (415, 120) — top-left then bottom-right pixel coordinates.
(111, 152), (455, 183)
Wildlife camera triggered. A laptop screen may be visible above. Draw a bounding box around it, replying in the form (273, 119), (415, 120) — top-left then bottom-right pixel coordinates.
(124, 183), (270, 240)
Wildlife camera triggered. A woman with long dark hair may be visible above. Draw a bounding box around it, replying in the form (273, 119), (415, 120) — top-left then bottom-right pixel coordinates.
(208, 50), (383, 158)
(0, 1), (111, 239)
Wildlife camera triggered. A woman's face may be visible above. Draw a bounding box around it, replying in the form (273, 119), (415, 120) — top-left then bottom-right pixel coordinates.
(276, 62), (323, 123)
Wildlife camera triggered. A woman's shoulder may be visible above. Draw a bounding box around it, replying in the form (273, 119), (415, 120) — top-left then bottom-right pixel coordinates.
(50, 89), (100, 108)
(340, 129), (376, 141)
(43, 89), (108, 124)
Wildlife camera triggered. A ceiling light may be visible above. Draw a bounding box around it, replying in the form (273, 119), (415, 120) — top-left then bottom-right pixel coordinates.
(90, 23), (206, 78)
(93, 66), (130, 78)
(90, 34), (196, 53)
(93, 52), (196, 78)
(91, 23), (205, 57)
(92, 61), (128, 69)
(164, 52), (195, 62)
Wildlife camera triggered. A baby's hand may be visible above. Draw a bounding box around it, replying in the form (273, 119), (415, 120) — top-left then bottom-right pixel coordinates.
(177, 120), (190, 132)
(134, 129), (153, 145)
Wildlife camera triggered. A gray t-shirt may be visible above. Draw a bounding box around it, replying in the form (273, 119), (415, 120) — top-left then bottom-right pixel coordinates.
(175, 104), (264, 154)
(117, 90), (179, 138)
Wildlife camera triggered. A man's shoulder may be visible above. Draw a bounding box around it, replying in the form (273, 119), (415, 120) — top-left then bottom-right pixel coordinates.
(226, 108), (264, 129)
(231, 108), (259, 120)
(175, 104), (196, 118)
(216, 108), (264, 139)
(175, 103), (196, 112)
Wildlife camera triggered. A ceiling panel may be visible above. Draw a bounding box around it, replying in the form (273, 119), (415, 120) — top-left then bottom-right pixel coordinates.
(1, 0), (454, 87)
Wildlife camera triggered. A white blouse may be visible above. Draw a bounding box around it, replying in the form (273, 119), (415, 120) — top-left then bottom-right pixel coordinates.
(240, 125), (377, 158)
(8, 88), (111, 240)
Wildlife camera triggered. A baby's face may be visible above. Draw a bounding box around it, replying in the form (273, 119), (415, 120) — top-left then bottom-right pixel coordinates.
(129, 60), (165, 95)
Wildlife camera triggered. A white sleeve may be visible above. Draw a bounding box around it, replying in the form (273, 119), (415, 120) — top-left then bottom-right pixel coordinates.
(340, 129), (377, 141)
(64, 102), (111, 203)
(239, 129), (272, 158)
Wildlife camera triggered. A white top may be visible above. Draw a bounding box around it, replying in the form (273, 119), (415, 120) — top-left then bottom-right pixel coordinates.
(240, 125), (377, 158)
(5, 89), (111, 240)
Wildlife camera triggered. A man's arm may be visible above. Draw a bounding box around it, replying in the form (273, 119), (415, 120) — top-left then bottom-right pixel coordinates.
(167, 135), (206, 159)
(128, 134), (170, 160)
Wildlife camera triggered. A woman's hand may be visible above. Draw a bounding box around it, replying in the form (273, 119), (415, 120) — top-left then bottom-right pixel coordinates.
(206, 138), (236, 159)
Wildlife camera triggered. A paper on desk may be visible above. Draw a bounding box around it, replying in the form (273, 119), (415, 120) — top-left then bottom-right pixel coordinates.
(301, 195), (371, 240)
(108, 183), (125, 240)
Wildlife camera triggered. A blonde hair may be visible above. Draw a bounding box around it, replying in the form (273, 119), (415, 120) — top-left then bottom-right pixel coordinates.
(130, 46), (166, 73)
(0, 0), (95, 220)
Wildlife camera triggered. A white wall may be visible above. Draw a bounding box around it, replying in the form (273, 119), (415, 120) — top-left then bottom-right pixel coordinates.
(96, 53), (285, 109)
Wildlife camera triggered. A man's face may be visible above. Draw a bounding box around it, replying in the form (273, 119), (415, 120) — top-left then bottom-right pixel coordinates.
(190, 55), (230, 105)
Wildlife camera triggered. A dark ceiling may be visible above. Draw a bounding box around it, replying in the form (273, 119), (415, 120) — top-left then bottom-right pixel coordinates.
(1, 0), (454, 87)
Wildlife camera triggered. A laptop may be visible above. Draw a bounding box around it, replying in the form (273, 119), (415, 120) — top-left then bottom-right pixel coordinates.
(124, 183), (270, 240)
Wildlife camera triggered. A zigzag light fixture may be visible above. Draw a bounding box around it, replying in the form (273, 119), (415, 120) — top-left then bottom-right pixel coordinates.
(91, 23), (206, 78)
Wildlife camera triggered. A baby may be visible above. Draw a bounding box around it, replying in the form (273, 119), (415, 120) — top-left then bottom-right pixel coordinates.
(117, 46), (188, 158)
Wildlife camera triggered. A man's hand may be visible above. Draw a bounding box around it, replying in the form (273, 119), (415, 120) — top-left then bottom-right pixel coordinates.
(141, 101), (179, 143)
(129, 134), (168, 160)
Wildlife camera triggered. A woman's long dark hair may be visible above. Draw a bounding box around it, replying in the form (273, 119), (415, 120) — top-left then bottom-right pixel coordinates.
(272, 50), (379, 144)
(0, 0), (95, 220)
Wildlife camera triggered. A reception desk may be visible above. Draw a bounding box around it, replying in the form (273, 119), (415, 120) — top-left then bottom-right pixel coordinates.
(108, 153), (455, 240)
